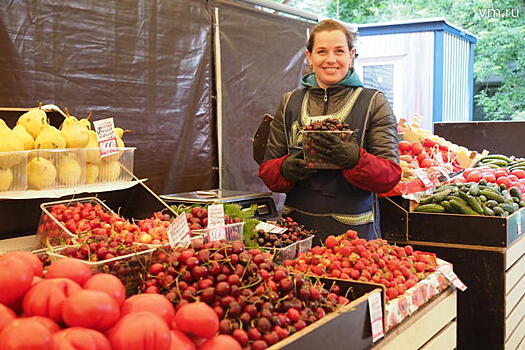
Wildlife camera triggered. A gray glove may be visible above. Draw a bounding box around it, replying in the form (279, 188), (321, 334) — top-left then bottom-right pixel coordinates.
(311, 131), (361, 169)
(281, 152), (316, 182)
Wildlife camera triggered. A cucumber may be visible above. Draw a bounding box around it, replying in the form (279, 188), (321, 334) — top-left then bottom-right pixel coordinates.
(479, 195), (487, 202)
(480, 154), (512, 163)
(486, 200), (499, 208)
(479, 189), (506, 203)
(498, 203), (518, 214)
(450, 199), (481, 215)
(513, 197), (520, 203)
(493, 206), (505, 215)
(510, 187), (522, 201)
(502, 190), (512, 201)
(482, 205), (495, 216)
(466, 194), (484, 214)
(479, 179), (488, 186)
(446, 196), (468, 206)
(469, 184), (480, 196)
(419, 195), (435, 205)
(414, 204), (446, 213)
(440, 200), (456, 213)
(500, 184), (508, 192)
(434, 189), (451, 202)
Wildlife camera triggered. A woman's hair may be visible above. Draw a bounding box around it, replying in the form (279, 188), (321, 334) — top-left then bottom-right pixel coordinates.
(306, 19), (357, 52)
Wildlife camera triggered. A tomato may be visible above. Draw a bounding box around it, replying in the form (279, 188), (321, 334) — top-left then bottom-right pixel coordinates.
(174, 302), (219, 339)
(84, 274), (126, 306)
(0, 304), (16, 332)
(62, 290), (120, 331)
(508, 174), (519, 182)
(2, 251), (43, 277)
(494, 169), (508, 179)
(0, 316), (59, 350)
(46, 258), (92, 286)
(0, 255), (34, 305)
(23, 278), (82, 323)
(121, 294), (175, 326)
(512, 169), (525, 179)
(482, 173), (496, 183)
(108, 312), (171, 350)
(465, 170), (482, 183)
(199, 335), (242, 350)
(419, 158), (433, 168)
(496, 176), (512, 188)
(398, 141), (411, 153)
(411, 142), (422, 155)
(52, 327), (111, 350)
(416, 152), (428, 164)
(169, 330), (196, 350)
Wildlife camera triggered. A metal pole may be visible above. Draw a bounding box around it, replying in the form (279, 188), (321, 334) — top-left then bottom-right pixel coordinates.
(213, 7), (224, 189)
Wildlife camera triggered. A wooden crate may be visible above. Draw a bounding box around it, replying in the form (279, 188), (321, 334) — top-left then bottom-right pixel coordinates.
(399, 235), (525, 350)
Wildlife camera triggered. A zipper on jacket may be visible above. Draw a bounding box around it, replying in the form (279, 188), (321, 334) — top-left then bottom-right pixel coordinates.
(322, 89), (328, 114)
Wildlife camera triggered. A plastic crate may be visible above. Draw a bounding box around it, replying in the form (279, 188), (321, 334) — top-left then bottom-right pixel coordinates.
(86, 147), (135, 184)
(36, 197), (116, 247)
(296, 235), (314, 254)
(27, 149), (87, 189)
(47, 245), (154, 295)
(301, 130), (353, 169)
(0, 150), (28, 193)
(264, 241), (298, 264)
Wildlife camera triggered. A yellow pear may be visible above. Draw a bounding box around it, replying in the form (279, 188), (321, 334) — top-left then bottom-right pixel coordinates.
(86, 163), (99, 184)
(17, 108), (47, 139)
(60, 116), (89, 148)
(27, 157), (56, 189)
(34, 124), (67, 149)
(79, 119), (91, 130)
(0, 120), (25, 167)
(0, 168), (13, 191)
(12, 124), (34, 150)
(85, 130), (101, 163)
(99, 161), (121, 181)
(102, 129), (126, 162)
(57, 156), (83, 185)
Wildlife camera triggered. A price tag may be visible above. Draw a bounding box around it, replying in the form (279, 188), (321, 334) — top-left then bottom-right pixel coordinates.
(414, 168), (433, 187)
(93, 118), (118, 157)
(256, 222), (288, 234)
(435, 151), (444, 165)
(167, 214), (190, 247)
(368, 291), (384, 342)
(437, 166), (451, 181)
(517, 210), (522, 236)
(437, 264), (467, 291)
(207, 204), (226, 242)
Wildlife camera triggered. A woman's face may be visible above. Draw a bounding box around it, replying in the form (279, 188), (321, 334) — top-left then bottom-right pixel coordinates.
(306, 30), (355, 89)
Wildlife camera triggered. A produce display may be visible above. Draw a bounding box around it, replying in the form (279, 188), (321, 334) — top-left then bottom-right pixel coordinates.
(143, 239), (350, 349)
(286, 230), (437, 302)
(475, 154), (525, 172)
(255, 217), (313, 248)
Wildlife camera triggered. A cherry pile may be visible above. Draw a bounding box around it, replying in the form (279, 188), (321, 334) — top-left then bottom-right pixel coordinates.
(304, 118), (349, 131)
(256, 217), (314, 248)
(184, 205), (242, 231)
(143, 239), (349, 349)
(286, 230), (437, 302)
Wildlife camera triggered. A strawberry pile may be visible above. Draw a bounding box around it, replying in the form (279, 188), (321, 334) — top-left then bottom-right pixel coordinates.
(285, 230), (437, 301)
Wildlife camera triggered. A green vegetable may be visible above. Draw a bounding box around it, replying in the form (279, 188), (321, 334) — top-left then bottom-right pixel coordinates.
(414, 204), (446, 213)
(450, 199), (480, 215)
(479, 189), (506, 203)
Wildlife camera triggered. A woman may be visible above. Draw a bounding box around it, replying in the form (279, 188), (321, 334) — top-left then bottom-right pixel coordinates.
(258, 19), (400, 243)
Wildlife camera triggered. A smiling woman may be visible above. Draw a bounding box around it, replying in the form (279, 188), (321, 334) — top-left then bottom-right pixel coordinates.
(258, 19), (401, 243)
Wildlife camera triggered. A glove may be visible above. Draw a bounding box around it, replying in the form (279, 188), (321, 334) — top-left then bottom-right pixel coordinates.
(311, 131), (361, 169)
(280, 152), (316, 182)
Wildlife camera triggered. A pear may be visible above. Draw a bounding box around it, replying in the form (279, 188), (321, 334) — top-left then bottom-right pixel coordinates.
(99, 161), (121, 181)
(0, 119), (25, 167)
(86, 163), (99, 184)
(34, 124), (67, 149)
(12, 124), (34, 150)
(17, 108), (47, 139)
(79, 119), (91, 130)
(85, 130), (101, 163)
(57, 156), (83, 185)
(61, 116), (89, 148)
(27, 157), (56, 189)
(0, 168), (13, 191)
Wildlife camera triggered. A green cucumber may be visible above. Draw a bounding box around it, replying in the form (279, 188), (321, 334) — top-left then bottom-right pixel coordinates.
(466, 194), (484, 214)
(419, 195), (435, 205)
(479, 189), (506, 203)
(510, 187), (522, 201)
(493, 206), (505, 216)
(414, 204), (446, 213)
(450, 199), (481, 215)
(440, 200), (456, 213)
(469, 184), (480, 196)
(482, 205), (495, 216)
(434, 189), (452, 202)
(480, 154), (512, 163)
(479, 195), (487, 202)
(486, 200), (499, 208)
(498, 203), (518, 214)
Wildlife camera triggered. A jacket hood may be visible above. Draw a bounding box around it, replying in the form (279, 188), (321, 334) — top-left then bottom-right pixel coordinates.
(301, 69), (363, 88)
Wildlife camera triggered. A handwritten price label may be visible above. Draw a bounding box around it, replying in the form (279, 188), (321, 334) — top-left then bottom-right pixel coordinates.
(167, 214), (190, 247)
(256, 222), (287, 234)
(414, 168), (433, 187)
(93, 118), (118, 157)
(368, 291), (384, 342)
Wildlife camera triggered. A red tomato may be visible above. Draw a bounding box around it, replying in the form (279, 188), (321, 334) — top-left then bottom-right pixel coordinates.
(399, 141), (411, 153)
(199, 335), (242, 350)
(512, 170), (525, 179)
(508, 175), (519, 182)
(462, 168), (476, 179)
(419, 158), (433, 168)
(2, 251), (43, 277)
(52, 327), (111, 350)
(108, 311), (171, 350)
(174, 302), (219, 339)
(62, 290), (120, 331)
(0, 316), (59, 350)
(121, 294), (175, 326)
(23, 278), (82, 323)
(416, 152), (428, 164)
(0, 304), (16, 332)
(0, 255), (34, 305)
(496, 176), (512, 188)
(46, 258), (92, 286)
(465, 170), (482, 183)
(84, 274), (126, 306)
(170, 330), (196, 350)
(482, 173), (496, 183)
(494, 169), (508, 179)
(411, 142), (422, 155)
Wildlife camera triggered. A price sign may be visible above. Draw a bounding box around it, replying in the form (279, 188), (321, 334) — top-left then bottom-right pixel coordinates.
(167, 214), (190, 247)
(414, 168), (433, 188)
(437, 166), (451, 181)
(207, 204), (226, 242)
(256, 221), (287, 234)
(368, 291), (384, 342)
(437, 264), (467, 291)
(93, 118), (118, 157)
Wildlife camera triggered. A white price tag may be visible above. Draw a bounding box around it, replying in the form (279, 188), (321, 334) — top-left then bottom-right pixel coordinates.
(414, 168), (433, 187)
(207, 204), (225, 229)
(437, 264), (467, 291)
(256, 222), (288, 234)
(435, 151), (444, 165)
(368, 291), (384, 342)
(93, 118), (118, 157)
(167, 214), (190, 247)
(437, 166), (451, 180)
(208, 227), (226, 242)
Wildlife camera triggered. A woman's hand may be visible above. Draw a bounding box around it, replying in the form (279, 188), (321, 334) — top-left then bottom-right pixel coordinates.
(311, 132), (360, 169)
(280, 152), (316, 182)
